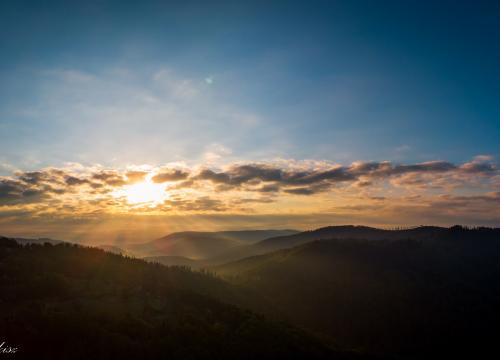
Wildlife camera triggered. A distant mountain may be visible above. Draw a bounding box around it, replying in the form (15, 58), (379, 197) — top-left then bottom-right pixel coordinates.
(0, 237), (361, 359)
(207, 225), (451, 264)
(256, 225), (448, 250)
(214, 226), (500, 358)
(128, 229), (298, 258)
(209, 229), (299, 242)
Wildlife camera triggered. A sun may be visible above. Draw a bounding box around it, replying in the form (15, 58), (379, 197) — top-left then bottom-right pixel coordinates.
(118, 180), (167, 205)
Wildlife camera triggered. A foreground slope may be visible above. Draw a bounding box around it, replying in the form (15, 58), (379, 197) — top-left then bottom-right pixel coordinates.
(0, 237), (358, 359)
(214, 226), (500, 358)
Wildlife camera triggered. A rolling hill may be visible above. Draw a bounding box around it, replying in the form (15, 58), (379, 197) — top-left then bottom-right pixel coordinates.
(214, 226), (500, 358)
(255, 225), (447, 250)
(128, 229), (298, 258)
(202, 226), (452, 265)
(0, 237), (362, 359)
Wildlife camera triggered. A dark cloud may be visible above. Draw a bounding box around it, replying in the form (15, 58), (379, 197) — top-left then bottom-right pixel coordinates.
(152, 169), (189, 183)
(0, 179), (25, 204)
(283, 187), (317, 195)
(228, 164), (283, 184)
(195, 164), (282, 186)
(92, 171), (127, 186)
(65, 176), (90, 186)
(390, 161), (457, 175)
(282, 167), (355, 185)
(18, 171), (46, 184)
(189, 158), (497, 196)
(0, 178), (50, 205)
(232, 197), (275, 204)
(195, 169), (231, 184)
(283, 182), (332, 195)
(348, 161), (391, 174)
(258, 184), (280, 193)
(17, 169), (66, 186)
(349, 160), (457, 178)
(1, 168), (129, 207)
(194, 164), (353, 189)
(163, 196), (227, 212)
(45, 185), (66, 195)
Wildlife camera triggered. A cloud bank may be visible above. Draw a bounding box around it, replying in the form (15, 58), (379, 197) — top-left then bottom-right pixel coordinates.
(0, 156), (497, 223)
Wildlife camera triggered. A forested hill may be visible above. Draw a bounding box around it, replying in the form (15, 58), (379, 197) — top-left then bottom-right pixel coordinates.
(255, 225), (471, 251)
(214, 226), (500, 358)
(0, 237), (362, 360)
(207, 225), (500, 265)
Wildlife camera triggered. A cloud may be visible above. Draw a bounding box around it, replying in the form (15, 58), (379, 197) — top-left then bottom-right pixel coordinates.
(151, 169), (189, 183)
(162, 196), (227, 212)
(193, 163), (353, 189)
(0, 156), (497, 227)
(65, 175), (90, 186)
(125, 171), (148, 183)
(391, 161), (457, 175)
(0, 178), (51, 205)
(284, 186), (324, 195)
(195, 169), (231, 184)
(348, 160), (457, 178)
(460, 155), (497, 174)
(92, 171), (127, 186)
(17, 169), (66, 185)
(257, 183), (281, 193)
(189, 158), (486, 194)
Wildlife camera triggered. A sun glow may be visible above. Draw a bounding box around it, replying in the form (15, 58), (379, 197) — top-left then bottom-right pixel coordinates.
(117, 180), (167, 205)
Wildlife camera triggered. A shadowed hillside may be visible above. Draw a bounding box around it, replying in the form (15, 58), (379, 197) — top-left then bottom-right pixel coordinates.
(256, 225), (447, 250)
(0, 237), (363, 360)
(204, 225), (451, 265)
(214, 226), (500, 358)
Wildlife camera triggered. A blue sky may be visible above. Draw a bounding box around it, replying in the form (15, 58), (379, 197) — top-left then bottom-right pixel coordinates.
(1, 0), (499, 171)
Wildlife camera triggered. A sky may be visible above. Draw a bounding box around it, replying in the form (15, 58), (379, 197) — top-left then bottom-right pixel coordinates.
(0, 0), (499, 243)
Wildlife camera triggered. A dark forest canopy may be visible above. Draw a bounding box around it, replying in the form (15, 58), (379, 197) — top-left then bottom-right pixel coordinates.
(1, 225), (500, 359)
(0, 237), (362, 360)
(214, 226), (500, 358)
